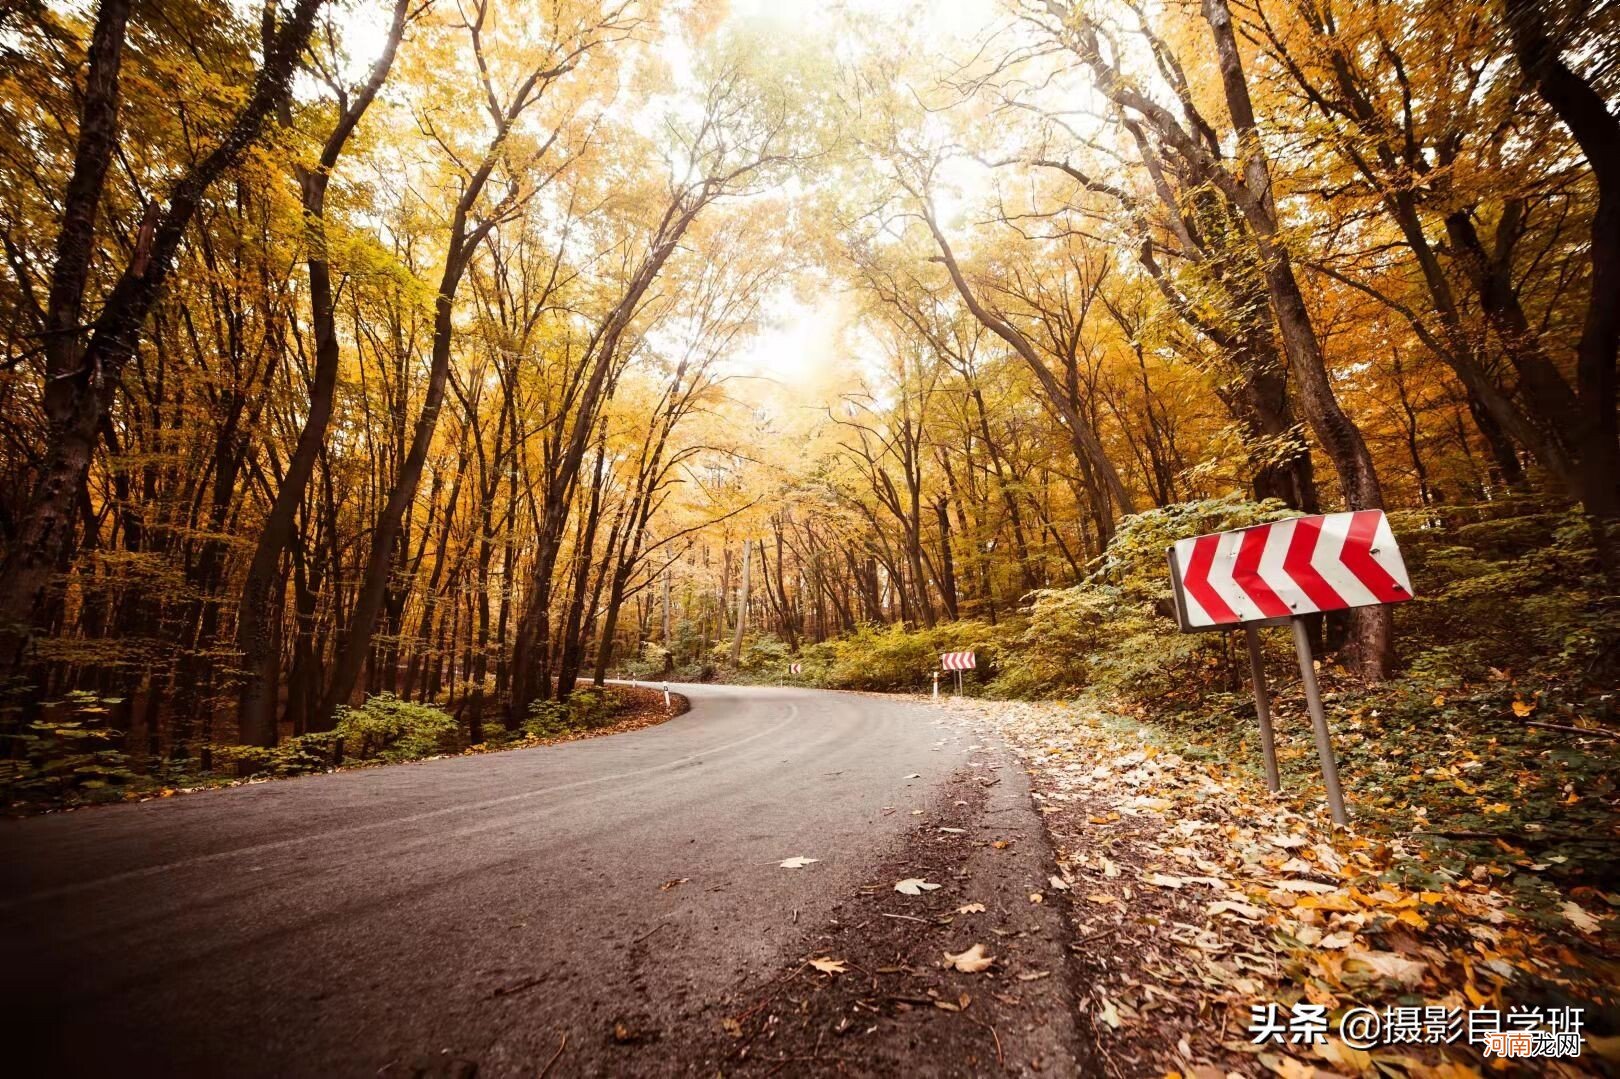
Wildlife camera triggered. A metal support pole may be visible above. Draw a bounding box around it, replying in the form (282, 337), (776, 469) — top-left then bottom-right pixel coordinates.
(932, 670), (939, 700)
(1290, 617), (1348, 825)
(1244, 625), (1281, 792)
(955, 669), (963, 697)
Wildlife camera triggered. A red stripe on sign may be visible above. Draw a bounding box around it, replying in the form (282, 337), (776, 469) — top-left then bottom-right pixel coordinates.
(1282, 515), (1345, 612)
(1233, 525), (1290, 619)
(1340, 510), (1406, 602)
(1183, 533), (1237, 624)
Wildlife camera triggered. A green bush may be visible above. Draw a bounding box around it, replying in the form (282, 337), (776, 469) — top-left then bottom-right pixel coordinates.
(820, 620), (1004, 692)
(621, 642), (672, 679)
(524, 686), (617, 739)
(1391, 506), (1615, 691)
(0, 690), (138, 806)
(333, 694), (458, 762)
(990, 495), (1298, 700)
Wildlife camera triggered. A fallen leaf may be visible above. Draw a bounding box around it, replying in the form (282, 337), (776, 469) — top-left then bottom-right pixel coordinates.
(809, 956), (847, 974)
(944, 943), (995, 973)
(1207, 900), (1264, 921)
(1313, 1039), (1372, 1072)
(660, 878), (689, 891)
(904, 773), (921, 779)
(1562, 901), (1601, 933)
(956, 902), (986, 914)
(1029, 891), (1044, 904)
(1049, 875), (1070, 891)
(1145, 873), (1185, 889)
(895, 877), (942, 895)
(1344, 949), (1427, 988)
(778, 856), (819, 869)
(1511, 699), (1536, 717)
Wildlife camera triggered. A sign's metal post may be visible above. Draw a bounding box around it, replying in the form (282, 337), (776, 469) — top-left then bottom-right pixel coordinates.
(955, 669), (963, 697)
(932, 670), (939, 699)
(1244, 624), (1281, 793)
(1290, 616), (1347, 825)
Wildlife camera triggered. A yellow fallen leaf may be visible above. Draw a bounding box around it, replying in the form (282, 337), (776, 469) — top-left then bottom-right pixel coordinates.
(1511, 699), (1536, 717)
(1295, 893), (1357, 913)
(944, 943), (995, 973)
(956, 902), (986, 914)
(1314, 1039), (1372, 1072)
(1395, 909), (1429, 931)
(809, 957), (846, 974)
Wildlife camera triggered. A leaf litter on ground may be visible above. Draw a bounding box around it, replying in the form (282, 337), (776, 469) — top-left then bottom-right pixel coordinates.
(942, 697), (1618, 1078)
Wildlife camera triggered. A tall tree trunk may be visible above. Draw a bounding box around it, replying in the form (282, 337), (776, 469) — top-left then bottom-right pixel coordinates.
(1504, 0), (1620, 574)
(234, 0), (408, 747)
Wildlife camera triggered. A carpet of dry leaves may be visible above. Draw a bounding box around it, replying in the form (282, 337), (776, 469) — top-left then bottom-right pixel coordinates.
(943, 697), (1619, 1079)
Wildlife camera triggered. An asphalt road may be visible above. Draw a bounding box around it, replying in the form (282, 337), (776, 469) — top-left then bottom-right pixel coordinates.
(0, 684), (989, 1077)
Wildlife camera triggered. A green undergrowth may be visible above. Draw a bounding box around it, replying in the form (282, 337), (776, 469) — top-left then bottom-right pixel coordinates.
(1, 684), (652, 814)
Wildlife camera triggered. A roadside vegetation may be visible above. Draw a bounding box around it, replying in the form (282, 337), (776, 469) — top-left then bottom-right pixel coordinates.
(655, 490), (1616, 1072)
(686, 494), (1618, 870)
(1, 683), (679, 814)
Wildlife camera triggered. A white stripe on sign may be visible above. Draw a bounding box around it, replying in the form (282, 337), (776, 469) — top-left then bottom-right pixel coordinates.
(940, 651), (976, 671)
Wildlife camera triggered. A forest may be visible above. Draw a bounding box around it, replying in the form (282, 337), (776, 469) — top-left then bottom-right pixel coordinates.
(0, 0), (1615, 810)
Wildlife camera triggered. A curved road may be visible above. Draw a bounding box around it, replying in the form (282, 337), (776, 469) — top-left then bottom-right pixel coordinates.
(0, 684), (997, 1076)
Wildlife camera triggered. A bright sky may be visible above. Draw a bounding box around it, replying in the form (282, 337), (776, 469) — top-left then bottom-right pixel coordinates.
(720, 1), (1002, 386)
(333, 0), (1008, 387)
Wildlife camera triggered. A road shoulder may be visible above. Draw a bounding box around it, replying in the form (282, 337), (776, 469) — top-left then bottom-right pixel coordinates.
(651, 737), (1090, 1076)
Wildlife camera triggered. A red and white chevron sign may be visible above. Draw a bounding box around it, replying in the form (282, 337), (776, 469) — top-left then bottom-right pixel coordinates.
(789, 662), (802, 674)
(940, 651), (976, 671)
(1169, 511), (1412, 631)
